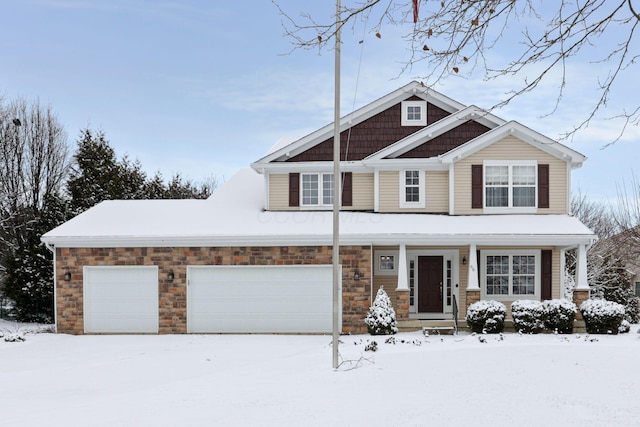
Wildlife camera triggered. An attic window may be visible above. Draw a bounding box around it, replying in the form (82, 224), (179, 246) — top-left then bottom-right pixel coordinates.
(401, 101), (427, 126)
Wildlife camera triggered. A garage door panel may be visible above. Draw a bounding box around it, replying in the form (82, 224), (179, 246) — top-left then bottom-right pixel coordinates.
(187, 265), (337, 333)
(84, 266), (159, 334)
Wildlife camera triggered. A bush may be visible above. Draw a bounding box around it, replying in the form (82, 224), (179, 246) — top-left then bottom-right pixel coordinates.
(511, 300), (546, 334)
(580, 299), (625, 334)
(466, 300), (506, 333)
(364, 287), (398, 335)
(543, 299), (577, 334)
(619, 320), (631, 334)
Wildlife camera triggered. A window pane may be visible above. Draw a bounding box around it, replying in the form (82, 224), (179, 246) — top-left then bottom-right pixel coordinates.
(405, 170), (420, 185)
(486, 166), (508, 185)
(513, 187), (535, 207)
(302, 175), (318, 205)
(407, 106), (421, 120)
(486, 187), (508, 207)
(486, 256), (509, 295)
(406, 186), (420, 202)
(380, 255), (395, 270)
(513, 276), (535, 295)
(322, 174), (333, 205)
(486, 276), (509, 295)
(513, 166), (535, 185)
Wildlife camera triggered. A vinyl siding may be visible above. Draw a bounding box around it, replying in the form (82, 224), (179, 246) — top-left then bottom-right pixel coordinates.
(268, 173), (374, 211)
(268, 174), (289, 211)
(454, 136), (568, 215)
(350, 173), (374, 210)
(378, 170), (449, 213)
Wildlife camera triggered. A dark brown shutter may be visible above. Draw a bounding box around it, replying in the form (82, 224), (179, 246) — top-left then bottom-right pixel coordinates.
(472, 165), (483, 209)
(477, 250), (481, 284)
(341, 172), (352, 207)
(289, 173), (300, 207)
(541, 250), (552, 300)
(538, 164), (549, 209)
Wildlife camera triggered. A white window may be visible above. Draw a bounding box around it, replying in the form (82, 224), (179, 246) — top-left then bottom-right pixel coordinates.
(400, 170), (425, 208)
(375, 250), (399, 276)
(401, 100), (427, 126)
(481, 250), (540, 300)
(484, 161), (537, 212)
(302, 173), (333, 207)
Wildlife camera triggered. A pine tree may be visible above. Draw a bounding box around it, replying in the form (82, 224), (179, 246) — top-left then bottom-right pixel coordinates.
(364, 287), (398, 335)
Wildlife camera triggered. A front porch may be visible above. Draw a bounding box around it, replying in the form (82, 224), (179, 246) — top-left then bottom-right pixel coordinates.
(372, 242), (592, 327)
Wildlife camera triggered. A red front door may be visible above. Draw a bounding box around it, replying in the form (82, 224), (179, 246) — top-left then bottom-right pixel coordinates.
(418, 256), (443, 313)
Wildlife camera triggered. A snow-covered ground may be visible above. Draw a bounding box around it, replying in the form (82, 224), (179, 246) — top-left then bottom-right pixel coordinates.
(2, 321), (639, 427)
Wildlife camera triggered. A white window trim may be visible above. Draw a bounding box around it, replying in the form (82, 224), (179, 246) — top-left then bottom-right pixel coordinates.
(483, 160), (537, 214)
(399, 170), (425, 208)
(301, 172), (333, 209)
(401, 100), (427, 126)
(374, 250), (399, 276)
(480, 249), (541, 301)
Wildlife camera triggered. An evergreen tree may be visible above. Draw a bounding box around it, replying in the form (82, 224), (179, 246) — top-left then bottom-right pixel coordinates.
(2, 195), (70, 322)
(364, 287), (398, 335)
(591, 257), (640, 323)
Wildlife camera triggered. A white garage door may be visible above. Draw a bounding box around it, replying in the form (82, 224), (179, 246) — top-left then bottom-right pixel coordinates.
(187, 265), (337, 333)
(83, 266), (159, 333)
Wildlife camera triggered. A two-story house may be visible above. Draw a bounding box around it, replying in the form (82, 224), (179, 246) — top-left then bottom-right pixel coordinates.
(41, 81), (596, 334)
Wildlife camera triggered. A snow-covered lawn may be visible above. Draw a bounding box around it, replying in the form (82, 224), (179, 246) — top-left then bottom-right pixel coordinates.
(2, 321), (640, 427)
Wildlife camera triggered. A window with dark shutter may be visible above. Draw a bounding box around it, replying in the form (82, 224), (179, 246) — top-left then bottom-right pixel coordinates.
(289, 173), (300, 207)
(538, 164), (549, 209)
(541, 250), (552, 300)
(472, 165), (483, 209)
(342, 172), (352, 207)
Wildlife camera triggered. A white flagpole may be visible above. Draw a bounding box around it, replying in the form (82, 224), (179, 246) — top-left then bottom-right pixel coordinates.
(332, 0), (341, 370)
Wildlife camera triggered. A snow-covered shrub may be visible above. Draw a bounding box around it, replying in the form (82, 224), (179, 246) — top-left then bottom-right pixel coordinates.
(4, 332), (25, 342)
(543, 299), (577, 334)
(511, 300), (546, 334)
(466, 300), (506, 334)
(619, 320), (631, 334)
(580, 299), (625, 335)
(364, 287), (398, 335)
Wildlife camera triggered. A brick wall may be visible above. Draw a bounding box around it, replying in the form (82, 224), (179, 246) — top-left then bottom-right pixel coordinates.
(56, 245), (372, 335)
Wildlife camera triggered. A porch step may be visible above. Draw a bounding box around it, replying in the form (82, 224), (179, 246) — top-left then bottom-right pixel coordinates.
(397, 319), (458, 334)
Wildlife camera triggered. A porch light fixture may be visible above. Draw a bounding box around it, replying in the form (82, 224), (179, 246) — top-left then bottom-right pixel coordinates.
(63, 271), (71, 281)
(167, 270), (175, 282)
(462, 256), (467, 266)
(354, 270), (361, 281)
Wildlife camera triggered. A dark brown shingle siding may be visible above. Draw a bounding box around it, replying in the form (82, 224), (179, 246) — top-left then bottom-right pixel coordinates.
(286, 102), (452, 162)
(399, 121), (491, 158)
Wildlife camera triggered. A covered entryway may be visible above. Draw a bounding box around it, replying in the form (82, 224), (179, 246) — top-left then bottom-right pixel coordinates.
(187, 265), (336, 333)
(83, 266), (159, 333)
(418, 256), (444, 313)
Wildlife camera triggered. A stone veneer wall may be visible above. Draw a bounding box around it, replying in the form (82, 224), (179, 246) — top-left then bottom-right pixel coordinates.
(56, 245), (371, 335)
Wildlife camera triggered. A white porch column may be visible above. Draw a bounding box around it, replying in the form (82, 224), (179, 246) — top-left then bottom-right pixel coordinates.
(575, 243), (589, 290)
(467, 243), (480, 290)
(396, 243), (409, 290)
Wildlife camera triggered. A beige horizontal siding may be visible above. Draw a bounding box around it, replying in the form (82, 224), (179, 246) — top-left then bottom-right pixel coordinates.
(346, 173), (374, 211)
(378, 170), (449, 213)
(426, 170), (449, 213)
(378, 171), (400, 212)
(268, 174), (289, 211)
(454, 136), (568, 215)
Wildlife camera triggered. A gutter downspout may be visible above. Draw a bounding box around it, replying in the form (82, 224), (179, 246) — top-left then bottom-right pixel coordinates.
(44, 242), (57, 333)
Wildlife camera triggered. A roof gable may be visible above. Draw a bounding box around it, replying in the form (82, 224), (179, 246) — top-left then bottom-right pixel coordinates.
(251, 81), (466, 168)
(439, 121), (587, 167)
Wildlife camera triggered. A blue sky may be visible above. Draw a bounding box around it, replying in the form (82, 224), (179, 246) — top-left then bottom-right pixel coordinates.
(2, 0), (638, 202)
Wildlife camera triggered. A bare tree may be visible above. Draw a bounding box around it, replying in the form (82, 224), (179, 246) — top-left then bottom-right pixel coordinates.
(275, 0), (640, 142)
(0, 97), (70, 269)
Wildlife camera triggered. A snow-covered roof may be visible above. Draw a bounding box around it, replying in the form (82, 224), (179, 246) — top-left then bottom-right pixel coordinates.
(41, 168), (596, 248)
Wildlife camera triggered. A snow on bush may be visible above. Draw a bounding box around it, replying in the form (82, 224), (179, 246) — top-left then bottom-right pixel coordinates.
(543, 299), (577, 334)
(364, 287), (398, 335)
(511, 300), (546, 334)
(466, 300), (506, 334)
(619, 320), (631, 334)
(580, 299), (625, 335)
